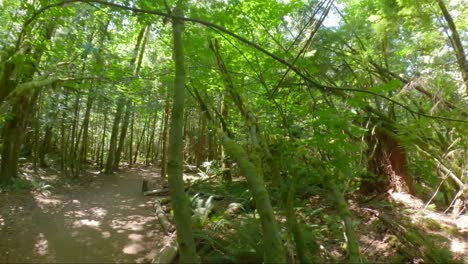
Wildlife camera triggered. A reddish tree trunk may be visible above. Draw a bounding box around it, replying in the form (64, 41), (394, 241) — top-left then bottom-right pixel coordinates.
(364, 130), (414, 194)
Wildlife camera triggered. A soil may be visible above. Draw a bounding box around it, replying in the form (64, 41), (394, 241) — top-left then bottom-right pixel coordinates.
(0, 167), (164, 263)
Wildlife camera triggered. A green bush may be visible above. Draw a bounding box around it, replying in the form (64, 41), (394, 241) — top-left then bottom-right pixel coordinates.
(12, 178), (33, 190)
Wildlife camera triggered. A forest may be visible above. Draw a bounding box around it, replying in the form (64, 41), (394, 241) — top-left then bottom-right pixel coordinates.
(0, 0), (467, 263)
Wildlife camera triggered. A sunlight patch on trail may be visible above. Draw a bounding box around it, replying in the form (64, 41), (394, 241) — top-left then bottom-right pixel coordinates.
(34, 233), (49, 256)
(128, 233), (144, 241)
(101, 231), (111, 238)
(450, 239), (466, 253)
(123, 243), (145, 254)
(73, 219), (101, 229)
(33, 196), (63, 209)
(65, 207), (108, 220)
(389, 191), (468, 260)
(110, 215), (156, 231)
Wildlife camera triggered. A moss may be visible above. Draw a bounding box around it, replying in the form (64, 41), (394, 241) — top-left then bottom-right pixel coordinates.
(445, 226), (460, 236)
(421, 218), (442, 231)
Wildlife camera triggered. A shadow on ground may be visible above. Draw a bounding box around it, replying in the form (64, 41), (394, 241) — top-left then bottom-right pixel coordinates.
(0, 167), (164, 263)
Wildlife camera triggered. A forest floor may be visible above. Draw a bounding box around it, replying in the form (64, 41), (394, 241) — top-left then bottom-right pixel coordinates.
(0, 166), (164, 263)
(1, 165), (467, 263)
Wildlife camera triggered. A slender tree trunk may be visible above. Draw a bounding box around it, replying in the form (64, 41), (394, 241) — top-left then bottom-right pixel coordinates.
(195, 113), (207, 167)
(104, 97), (124, 174)
(129, 110), (135, 166)
(113, 99), (131, 170)
(145, 114), (155, 165)
(39, 125), (52, 167)
(167, 1), (199, 262)
(134, 116), (149, 164)
(219, 93), (231, 183)
(32, 93), (42, 171)
(60, 92), (69, 177)
(99, 104), (109, 170)
(329, 183), (362, 263)
(80, 89), (95, 167)
(70, 93), (81, 178)
(436, 0), (468, 95)
(222, 136), (286, 263)
(160, 87), (171, 178)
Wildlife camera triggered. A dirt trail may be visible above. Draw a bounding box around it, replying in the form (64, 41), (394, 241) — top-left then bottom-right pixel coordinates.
(0, 167), (164, 263)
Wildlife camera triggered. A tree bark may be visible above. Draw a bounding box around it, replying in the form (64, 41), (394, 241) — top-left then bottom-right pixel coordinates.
(0, 96), (31, 184)
(80, 89), (95, 166)
(167, 1), (199, 262)
(104, 97), (124, 174)
(113, 99), (131, 170)
(363, 128), (414, 194)
(160, 87), (171, 178)
(222, 136), (286, 263)
(330, 183), (362, 263)
(436, 0), (468, 95)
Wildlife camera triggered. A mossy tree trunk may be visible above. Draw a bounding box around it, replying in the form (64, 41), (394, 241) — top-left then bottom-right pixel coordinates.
(167, 0), (199, 262)
(222, 136), (286, 263)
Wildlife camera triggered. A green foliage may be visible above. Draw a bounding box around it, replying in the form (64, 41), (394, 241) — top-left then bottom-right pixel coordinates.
(11, 178), (33, 190)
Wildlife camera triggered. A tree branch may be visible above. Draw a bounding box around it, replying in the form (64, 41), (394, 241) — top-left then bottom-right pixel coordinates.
(18, 0), (468, 124)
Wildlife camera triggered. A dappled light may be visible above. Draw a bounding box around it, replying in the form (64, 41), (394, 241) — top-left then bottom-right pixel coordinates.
(0, 0), (467, 263)
(34, 233), (49, 256)
(450, 239), (465, 254)
(33, 196), (64, 209)
(110, 215), (156, 232)
(72, 219), (101, 229)
(0, 169), (164, 263)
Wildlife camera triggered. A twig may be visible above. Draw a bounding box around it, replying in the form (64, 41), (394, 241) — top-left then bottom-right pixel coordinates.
(424, 177), (447, 209)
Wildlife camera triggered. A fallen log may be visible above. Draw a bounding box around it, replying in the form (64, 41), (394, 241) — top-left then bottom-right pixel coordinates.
(144, 188), (170, 196)
(154, 199), (174, 234)
(152, 200), (178, 264)
(153, 234), (178, 264)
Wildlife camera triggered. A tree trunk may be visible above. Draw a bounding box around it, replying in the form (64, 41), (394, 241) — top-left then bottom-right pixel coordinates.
(39, 124), (52, 167)
(220, 93), (231, 183)
(222, 136), (286, 263)
(330, 183), (362, 263)
(0, 23), (54, 183)
(113, 99), (131, 170)
(134, 116), (149, 165)
(0, 96), (32, 184)
(129, 110), (135, 166)
(80, 89), (94, 162)
(195, 113), (207, 167)
(167, 1), (199, 262)
(69, 93), (81, 178)
(99, 104), (109, 170)
(145, 113), (157, 166)
(60, 92), (70, 177)
(160, 87), (171, 178)
(436, 0), (468, 95)
(363, 129), (414, 194)
(104, 97), (124, 174)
